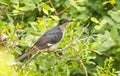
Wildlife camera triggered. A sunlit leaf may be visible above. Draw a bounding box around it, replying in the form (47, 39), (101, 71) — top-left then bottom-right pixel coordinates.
(50, 15), (59, 20)
(110, 26), (118, 41)
(43, 8), (48, 15)
(91, 17), (99, 23)
(108, 10), (120, 23)
(109, 0), (116, 5)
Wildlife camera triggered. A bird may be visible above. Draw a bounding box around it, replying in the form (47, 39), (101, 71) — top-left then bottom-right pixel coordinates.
(16, 18), (73, 62)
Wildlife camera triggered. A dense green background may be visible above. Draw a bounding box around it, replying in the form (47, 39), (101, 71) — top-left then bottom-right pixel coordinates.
(0, 0), (120, 76)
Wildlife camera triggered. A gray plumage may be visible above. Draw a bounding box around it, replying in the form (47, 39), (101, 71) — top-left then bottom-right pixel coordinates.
(35, 26), (63, 48)
(16, 18), (72, 62)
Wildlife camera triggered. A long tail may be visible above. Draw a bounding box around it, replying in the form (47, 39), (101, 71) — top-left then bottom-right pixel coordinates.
(15, 53), (29, 62)
(15, 45), (39, 62)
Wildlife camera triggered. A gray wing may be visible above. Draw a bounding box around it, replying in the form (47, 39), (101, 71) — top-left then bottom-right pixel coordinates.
(34, 26), (63, 49)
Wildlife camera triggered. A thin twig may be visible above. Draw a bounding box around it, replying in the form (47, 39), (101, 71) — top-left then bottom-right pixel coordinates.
(20, 23), (90, 76)
(56, 7), (69, 16)
(56, 53), (88, 76)
(49, 0), (58, 15)
(54, 23), (90, 52)
(49, 0), (69, 16)
(78, 58), (88, 76)
(21, 51), (40, 71)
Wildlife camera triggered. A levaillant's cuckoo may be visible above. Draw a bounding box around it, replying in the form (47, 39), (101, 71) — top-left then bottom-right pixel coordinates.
(16, 18), (72, 62)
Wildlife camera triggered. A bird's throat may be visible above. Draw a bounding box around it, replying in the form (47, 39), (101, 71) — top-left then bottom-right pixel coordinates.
(58, 23), (67, 33)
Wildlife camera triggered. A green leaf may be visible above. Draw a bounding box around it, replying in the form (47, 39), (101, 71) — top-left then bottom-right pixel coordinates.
(96, 31), (115, 51)
(109, 0), (116, 5)
(12, 10), (20, 15)
(69, 0), (78, 8)
(13, 47), (22, 55)
(7, 15), (14, 23)
(99, 19), (107, 26)
(108, 10), (120, 23)
(41, 3), (51, 10)
(76, 0), (85, 2)
(50, 15), (59, 20)
(110, 26), (118, 41)
(43, 8), (48, 15)
(95, 19), (107, 30)
(104, 16), (115, 26)
(91, 17), (99, 23)
(33, 0), (42, 4)
(94, 25), (101, 30)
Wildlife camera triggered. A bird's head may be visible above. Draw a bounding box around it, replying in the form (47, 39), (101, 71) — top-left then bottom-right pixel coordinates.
(58, 18), (73, 25)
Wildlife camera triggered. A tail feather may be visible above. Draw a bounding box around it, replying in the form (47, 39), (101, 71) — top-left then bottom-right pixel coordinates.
(15, 53), (28, 62)
(15, 45), (39, 62)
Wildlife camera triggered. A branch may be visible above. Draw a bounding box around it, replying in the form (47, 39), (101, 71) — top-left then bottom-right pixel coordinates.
(21, 51), (40, 71)
(54, 23), (90, 52)
(20, 23), (90, 76)
(49, 0), (69, 16)
(56, 7), (69, 16)
(56, 53), (88, 76)
(49, 0), (58, 15)
(78, 58), (88, 76)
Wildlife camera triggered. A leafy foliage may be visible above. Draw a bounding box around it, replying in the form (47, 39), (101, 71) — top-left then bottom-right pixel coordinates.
(0, 0), (120, 76)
